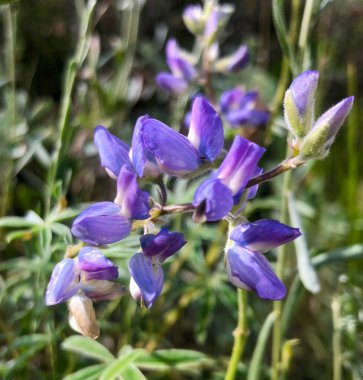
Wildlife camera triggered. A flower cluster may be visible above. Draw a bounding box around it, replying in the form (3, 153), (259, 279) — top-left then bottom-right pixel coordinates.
(156, 1), (270, 131)
(46, 64), (353, 338)
(156, 2), (249, 94)
(45, 92), (304, 338)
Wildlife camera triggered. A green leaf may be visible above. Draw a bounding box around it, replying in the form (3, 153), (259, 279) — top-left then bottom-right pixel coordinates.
(62, 336), (114, 363)
(288, 193), (320, 293)
(247, 312), (276, 380)
(136, 349), (208, 371)
(272, 0), (297, 73)
(312, 244), (363, 267)
(0, 215), (41, 228)
(120, 365), (147, 380)
(100, 350), (144, 380)
(63, 364), (106, 380)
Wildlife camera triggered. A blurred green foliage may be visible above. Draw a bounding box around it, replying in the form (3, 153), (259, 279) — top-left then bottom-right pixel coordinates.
(0, 0), (362, 379)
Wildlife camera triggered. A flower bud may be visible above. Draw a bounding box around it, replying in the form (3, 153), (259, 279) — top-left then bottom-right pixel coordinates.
(299, 96), (354, 159)
(214, 45), (249, 73)
(183, 4), (205, 35)
(68, 294), (100, 339)
(284, 70), (319, 138)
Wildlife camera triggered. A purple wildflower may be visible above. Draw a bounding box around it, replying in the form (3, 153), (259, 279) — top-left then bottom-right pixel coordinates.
(193, 136), (265, 222)
(226, 219), (301, 300)
(45, 247), (123, 306)
(129, 228), (186, 308)
(220, 88), (270, 128)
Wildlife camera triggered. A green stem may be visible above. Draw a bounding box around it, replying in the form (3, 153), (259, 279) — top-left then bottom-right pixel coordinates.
(332, 296), (342, 380)
(1, 5), (16, 220)
(225, 289), (248, 380)
(45, 0), (97, 215)
(271, 168), (292, 380)
(346, 61), (359, 242)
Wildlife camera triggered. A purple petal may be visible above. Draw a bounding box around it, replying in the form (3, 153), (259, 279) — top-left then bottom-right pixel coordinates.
(230, 219), (301, 253)
(193, 177), (234, 221)
(188, 97), (224, 161)
(71, 202), (131, 245)
(289, 70), (319, 118)
(226, 244), (286, 300)
(216, 45), (249, 73)
(165, 40), (197, 80)
(220, 88), (245, 114)
(226, 45), (249, 72)
(115, 165), (150, 220)
(132, 115), (201, 177)
(45, 258), (81, 305)
(94, 126), (131, 179)
(128, 253), (164, 308)
(131, 116), (162, 178)
(140, 227), (186, 262)
(217, 136), (265, 197)
(156, 72), (188, 94)
(81, 280), (125, 301)
(78, 247), (118, 281)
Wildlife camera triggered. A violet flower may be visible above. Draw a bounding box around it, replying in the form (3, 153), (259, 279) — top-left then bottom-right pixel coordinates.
(94, 125), (132, 179)
(129, 228), (186, 308)
(226, 219), (301, 300)
(214, 44), (249, 73)
(193, 136), (265, 222)
(132, 99), (223, 178)
(220, 88), (270, 128)
(156, 39), (197, 94)
(45, 247), (123, 306)
(71, 165), (149, 245)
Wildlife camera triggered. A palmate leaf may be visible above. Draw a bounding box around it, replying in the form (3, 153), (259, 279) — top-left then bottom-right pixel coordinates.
(62, 336), (114, 363)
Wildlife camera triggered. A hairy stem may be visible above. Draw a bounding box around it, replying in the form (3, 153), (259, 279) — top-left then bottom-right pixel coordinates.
(224, 289), (248, 380)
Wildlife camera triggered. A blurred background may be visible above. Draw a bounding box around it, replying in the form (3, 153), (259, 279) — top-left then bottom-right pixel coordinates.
(0, 0), (362, 379)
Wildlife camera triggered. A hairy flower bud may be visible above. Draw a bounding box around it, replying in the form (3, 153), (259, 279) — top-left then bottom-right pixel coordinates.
(183, 4), (205, 35)
(299, 96), (354, 159)
(284, 70), (319, 138)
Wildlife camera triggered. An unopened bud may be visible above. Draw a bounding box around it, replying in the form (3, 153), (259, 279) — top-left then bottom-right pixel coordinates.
(300, 96), (354, 159)
(68, 294), (100, 339)
(284, 71), (319, 138)
(183, 5), (205, 35)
